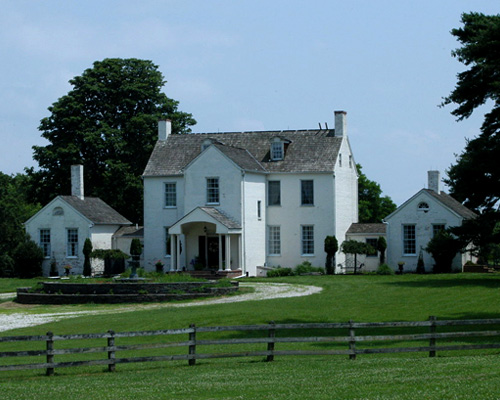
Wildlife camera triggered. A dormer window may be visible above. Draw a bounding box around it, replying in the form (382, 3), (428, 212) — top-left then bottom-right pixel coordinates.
(271, 141), (284, 161)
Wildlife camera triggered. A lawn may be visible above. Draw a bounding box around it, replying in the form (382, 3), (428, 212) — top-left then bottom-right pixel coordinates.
(1, 273), (500, 399)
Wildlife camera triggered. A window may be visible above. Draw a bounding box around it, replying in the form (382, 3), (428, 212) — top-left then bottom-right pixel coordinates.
(67, 229), (78, 257)
(301, 225), (314, 255)
(433, 224), (446, 237)
(164, 182), (177, 207)
(366, 238), (378, 257)
(40, 229), (51, 258)
(257, 200), (262, 219)
(268, 181), (281, 206)
(301, 180), (314, 205)
(271, 141), (284, 161)
(52, 207), (64, 216)
(339, 153), (342, 167)
(349, 155), (353, 168)
(403, 225), (416, 255)
(206, 177), (220, 204)
(202, 139), (212, 151)
(418, 202), (430, 211)
(165, 227), (171, 256)
(268, 226), (281, 255)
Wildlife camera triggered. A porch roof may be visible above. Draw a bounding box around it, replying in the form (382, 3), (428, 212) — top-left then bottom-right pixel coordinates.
(169, 207), (242, 235)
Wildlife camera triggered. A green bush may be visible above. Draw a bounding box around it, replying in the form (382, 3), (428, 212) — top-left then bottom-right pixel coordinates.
(11, 234), (44, 278)
(267, 267), (294, 277)
(376, 263), (394, 275)
(295, 261), (324, 275)
(0, 254), (15, 277)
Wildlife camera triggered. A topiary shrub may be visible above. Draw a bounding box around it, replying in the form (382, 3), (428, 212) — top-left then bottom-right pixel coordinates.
(83, 238), (93, 277)
(416, 251), (425, 274)
(376, 263), (394, 275)
(0, 254), (15, 277)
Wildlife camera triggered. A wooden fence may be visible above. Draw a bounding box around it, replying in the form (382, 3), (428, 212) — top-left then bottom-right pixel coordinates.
(1, 316), (500, 376)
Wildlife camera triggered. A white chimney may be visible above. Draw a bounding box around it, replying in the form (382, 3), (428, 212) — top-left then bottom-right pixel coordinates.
(71, 164), (84, 200)
(334, 111), (347, 137)
(428, 170), (440, 193)
(158, 119), (172, 141)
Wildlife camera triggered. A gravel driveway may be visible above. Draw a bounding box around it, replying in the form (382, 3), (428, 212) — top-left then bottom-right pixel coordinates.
(0, 282), (322, 333)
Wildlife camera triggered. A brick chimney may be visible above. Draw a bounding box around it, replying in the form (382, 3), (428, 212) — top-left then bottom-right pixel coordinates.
(334, 111), (347, 137)
(428, 170), (440, 194)
(71, 164), (84, 200)
(158, 119), (171, 141)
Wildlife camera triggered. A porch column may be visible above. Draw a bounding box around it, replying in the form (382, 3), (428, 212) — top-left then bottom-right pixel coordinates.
(170, 234), (176, 272)
(238, 235), (243, 273)
(225, 235), (231, 271)
(176, 235), (182, 272)
(218, 235), (223, 271)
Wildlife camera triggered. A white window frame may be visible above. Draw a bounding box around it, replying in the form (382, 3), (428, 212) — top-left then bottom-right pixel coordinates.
(301, 180), (314, 206)
(301, 225), (314, 256)
(432, 224), (446, 237)
(164, 182), (177, 208)
(268, 226), (281, 256)
(206, 177), (220, 204)
(402, 225), (416, 256)
(271, 141), (284, 161)
(66, 228), (78, 258)
(39, 229), (51, 258)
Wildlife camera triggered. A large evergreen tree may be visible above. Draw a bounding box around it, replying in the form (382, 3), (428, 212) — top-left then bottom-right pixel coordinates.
(442, 12), (500, 211)
(27, 58), (196, 223)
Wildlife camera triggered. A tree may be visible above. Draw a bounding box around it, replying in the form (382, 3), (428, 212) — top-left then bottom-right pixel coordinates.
(357, 164), (396, 223)
(340, 240), (373, 274)
(12, 234), (44, 278)
(83, 238), (93, 277)
(324, 236), (338, 275)
(0, 172), (40, 260)
(442, 13), (500, 211)
(27, 58), (196, 223)
(425, 230), (462, 273)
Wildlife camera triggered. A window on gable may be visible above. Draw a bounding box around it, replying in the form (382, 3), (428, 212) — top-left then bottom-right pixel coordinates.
(366, 238), (378, 257)
(403, 225), (416, 255)
(301, 180), (314, 206)
(206, 177), (220, 204)
(67, 228), (78, 257)
(268, 181), (281, 206)
(165, 182), (177, 208)
(349, 155), (353, 168)
(418, 202), (430, 211)
(271, 141), (284, 161)
(339, 154), (342, 167)
(301, 225), (314, 255)
(40, 229), (51, 258)
(268, 226), (281, 255)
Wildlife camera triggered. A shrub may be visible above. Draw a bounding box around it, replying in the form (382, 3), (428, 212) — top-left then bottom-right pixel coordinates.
(376, 263), (394, 275)
(83, 238), (93, 277)
(267, 267), (294, 277)
(324, 236), (338, 275)
(12, 234), (44, 278)
(295, 261), (324, 275)
(416, 251), (425, 274)
(0, 254), (15, 277)
(425, 230), (462, 273)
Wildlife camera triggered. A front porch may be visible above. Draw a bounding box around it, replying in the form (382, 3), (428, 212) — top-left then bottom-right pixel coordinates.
(168, 207), (243, 275)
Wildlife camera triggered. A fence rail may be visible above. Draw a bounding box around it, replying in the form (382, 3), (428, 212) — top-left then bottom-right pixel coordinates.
(1, 316), (500, 375)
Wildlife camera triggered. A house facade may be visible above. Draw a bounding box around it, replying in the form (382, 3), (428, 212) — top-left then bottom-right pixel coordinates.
(143, 111), (358, 276)
(25, 165), (132, 276)
(385, 171), (477, 272)
(345, 223), (386, 272)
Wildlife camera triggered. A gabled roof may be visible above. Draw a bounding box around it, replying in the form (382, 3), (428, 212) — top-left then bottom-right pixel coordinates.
(347, 223), (386, 235)
(384, 189), (477, 221)
(199, 207), (241, 229)
(113, 226), (144, 238)
(143, 129), (343, 176)
(59, 196), (132, 225)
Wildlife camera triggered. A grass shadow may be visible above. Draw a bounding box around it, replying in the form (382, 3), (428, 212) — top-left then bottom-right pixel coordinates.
(382, 275), (500, 289)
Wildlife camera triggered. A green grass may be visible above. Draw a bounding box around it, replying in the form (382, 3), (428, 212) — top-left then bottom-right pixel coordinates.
(1, 273), (500, 399)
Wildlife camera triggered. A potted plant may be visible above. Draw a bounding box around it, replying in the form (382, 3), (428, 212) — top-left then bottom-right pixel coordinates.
(397, 261), (405, 275)
(63, 264), (72, 276)
(155, 260), (164, 273)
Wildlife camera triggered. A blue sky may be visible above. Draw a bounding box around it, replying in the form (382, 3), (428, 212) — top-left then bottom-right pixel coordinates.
(0, 0), (498, 206)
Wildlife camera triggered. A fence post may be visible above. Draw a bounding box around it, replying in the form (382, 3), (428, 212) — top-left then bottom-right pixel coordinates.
(429, 316), (437, 357)
(46, 331), (54, 376)
(349, 320), (356, 360)
(267, 321), (276, 362)
(188, 324), (196, 366)
(107, 330), (116, 372)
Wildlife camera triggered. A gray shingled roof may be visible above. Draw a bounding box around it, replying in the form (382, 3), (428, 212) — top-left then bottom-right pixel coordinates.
(60, 196), (132, 225)
(347, 223), (387, 235)
(143, 129), (342, 176)
(113, 226), (144, 237)
(424, 189), (477, 220)
(200, 207), (241, 229)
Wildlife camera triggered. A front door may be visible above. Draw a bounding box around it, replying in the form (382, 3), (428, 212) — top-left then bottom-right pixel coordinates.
(198, 235), (226, 270)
